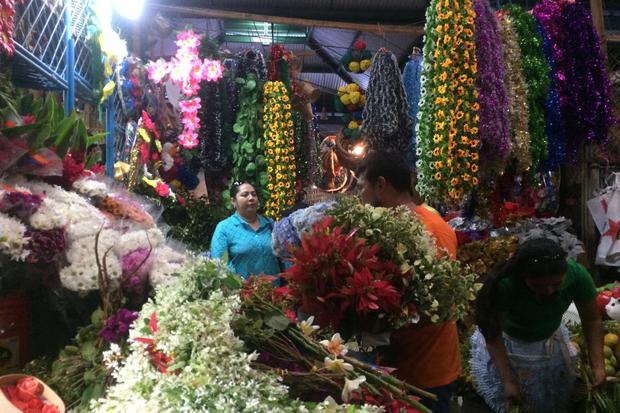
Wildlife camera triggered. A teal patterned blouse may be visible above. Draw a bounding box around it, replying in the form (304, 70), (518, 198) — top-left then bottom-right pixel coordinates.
(210, 212), (281, 278)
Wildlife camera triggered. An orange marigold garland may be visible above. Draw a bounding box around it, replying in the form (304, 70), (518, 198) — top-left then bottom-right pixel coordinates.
(263, 81), (296, 220)
(416, 0), (480, 204)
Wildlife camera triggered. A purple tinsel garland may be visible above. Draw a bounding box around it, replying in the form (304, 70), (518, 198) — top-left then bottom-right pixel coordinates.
(533, 0), (568, 108)
(561, 2), (614, 158)
(473, 0), (510, 168)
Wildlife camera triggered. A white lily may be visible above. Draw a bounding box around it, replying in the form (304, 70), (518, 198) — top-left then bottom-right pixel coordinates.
(324, 356), (353, 373)
(297, 316), (319, 337)
(320, 333), (348, 357)
(321, 396), (340, 413)
(342, 375), (366, 402)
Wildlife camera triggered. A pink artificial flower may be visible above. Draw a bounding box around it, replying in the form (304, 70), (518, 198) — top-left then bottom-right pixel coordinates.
(181, 114), (200, 131)
(178, 131), (199, 149)
(155, 180), (171, 197)
(175, 30), (200, 54)
(148, 58), (170, 84)
(168, 57), (191, 84)
(178, 98), (201, 115)
(203, 59), (224, 82)
(180, 79), (200, 96)
(21, 115), (36, 125)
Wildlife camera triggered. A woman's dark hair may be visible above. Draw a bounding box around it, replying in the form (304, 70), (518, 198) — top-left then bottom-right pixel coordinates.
(356, 150), (412, 193)
(231, 181), (255, 198)
(475, 238), (568, 341)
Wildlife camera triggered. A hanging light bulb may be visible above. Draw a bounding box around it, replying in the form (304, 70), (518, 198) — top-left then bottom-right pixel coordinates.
(112, 0), (145, 20)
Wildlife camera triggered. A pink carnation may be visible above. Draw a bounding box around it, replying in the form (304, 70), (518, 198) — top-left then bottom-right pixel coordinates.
(178, 98), (201, 115)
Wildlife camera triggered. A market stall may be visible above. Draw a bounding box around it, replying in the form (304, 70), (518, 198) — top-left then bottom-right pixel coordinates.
(1, 0), (619, 412)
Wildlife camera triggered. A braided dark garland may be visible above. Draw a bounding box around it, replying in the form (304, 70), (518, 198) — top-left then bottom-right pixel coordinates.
(293, 111), (308, 186)
(235, 49), (267, 81)
(198, 81), (227, 172)
(361, 49), (412, 153)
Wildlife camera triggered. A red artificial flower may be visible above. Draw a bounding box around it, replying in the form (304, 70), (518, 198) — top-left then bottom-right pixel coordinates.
(353, 39), (367, 50)
(21, 115), (36, 125)
(3, 119), (16, 128)
(284, 308), (297, 323)
(134, 312), (175, 374)
(155, 181), (171, 197)
(283, 217), (403, 331)
(176, 193), (187, 206)
(337, 267), (401, 315)
(141, 110), (160, 139)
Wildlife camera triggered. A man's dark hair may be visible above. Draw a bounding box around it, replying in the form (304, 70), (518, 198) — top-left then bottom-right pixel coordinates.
(356, 150), (412, 193)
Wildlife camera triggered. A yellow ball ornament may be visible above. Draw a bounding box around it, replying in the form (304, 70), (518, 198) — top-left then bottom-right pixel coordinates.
(348, 61), (361, 73)
(360, 59), (371, 71)
(348, 121), (359, 130)
(340, 94), (351, 105)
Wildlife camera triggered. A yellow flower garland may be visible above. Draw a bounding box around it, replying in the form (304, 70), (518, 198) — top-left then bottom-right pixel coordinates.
(263, 81), (296, 220)
(416, 0), (480, 204)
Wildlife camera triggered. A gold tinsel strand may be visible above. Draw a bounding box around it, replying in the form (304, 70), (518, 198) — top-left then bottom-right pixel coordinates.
(498, 14), (531, 172)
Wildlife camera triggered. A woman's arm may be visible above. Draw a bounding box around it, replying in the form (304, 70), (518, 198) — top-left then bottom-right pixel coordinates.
(485, 334), (521, 405)
(210, 223), (227, 260)
(575, 300), (606, 386)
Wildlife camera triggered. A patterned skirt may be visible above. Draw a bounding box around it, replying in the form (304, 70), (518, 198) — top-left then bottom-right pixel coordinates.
(470, 326), (577, 413)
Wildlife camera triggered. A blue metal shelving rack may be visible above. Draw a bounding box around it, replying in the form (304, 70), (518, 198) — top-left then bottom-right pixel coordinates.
(12, 0), (96, 111)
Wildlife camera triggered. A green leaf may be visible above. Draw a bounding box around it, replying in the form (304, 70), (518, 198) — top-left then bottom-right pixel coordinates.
(85, 150), (102, 169)
(221, 275), (243, 290)
(259, 172), (268, 186)
(264, 314), (291, 331)
(53, 115), (77, 147)
(86, 132), (107, 147)
(90, 308), (105, 325)
(80, 341), (97, 363)
(235, 78), (246, 85)
(245, 162), (256, 174)
(245, 79), (256, 91)
(29, 124), (52, 148)
(256, 155), (266, 167)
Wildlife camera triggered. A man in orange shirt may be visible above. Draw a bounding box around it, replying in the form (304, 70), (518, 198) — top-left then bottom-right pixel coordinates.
(356, 150), (460, 413)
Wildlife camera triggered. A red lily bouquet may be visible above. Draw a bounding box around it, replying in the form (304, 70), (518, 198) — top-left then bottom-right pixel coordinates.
(283, 217), (403, 337)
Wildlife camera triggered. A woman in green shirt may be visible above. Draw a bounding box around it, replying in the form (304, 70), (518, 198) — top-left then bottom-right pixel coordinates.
(471, 238), (605, 413)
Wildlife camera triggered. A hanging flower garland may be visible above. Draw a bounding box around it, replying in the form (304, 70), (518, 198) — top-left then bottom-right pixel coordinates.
(263, 81), (296, 220)
(561, 2), (614, 158)
(536, 20), (566, 170)
(402, 51), (423, 169)
(147, 30), (224, 149)
(340, 39), (373, 73)
(0, 0), (25, 56)
(362, 49), (412, 154)
(416, 0), (479, 204)
(497, 12), (531, 172)
(503, 5), (550, 174)
(473, 0), (510, 176)
(336, 83), (365, 142)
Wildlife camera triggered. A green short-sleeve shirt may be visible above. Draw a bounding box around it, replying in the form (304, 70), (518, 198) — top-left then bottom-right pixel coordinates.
(496, 259), (597, 342)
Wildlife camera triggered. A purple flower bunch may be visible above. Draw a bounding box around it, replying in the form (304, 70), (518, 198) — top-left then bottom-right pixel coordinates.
(99, 308), (139, 343)
(121, 247), (153, 296)
(25, 228), (66, 264)
(0, 191), (43, 221)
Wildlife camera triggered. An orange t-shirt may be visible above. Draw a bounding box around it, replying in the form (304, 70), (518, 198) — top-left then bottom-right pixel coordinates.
(389, 205), (461, 389)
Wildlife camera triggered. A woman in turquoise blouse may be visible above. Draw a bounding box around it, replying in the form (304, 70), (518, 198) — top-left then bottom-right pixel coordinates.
(210, 182), (281, 278)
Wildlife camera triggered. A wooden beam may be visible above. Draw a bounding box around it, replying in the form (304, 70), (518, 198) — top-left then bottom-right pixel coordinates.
(607, 33), (620, 43)
(590, 0), (607, 52)
(149, 4), (425, 35)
